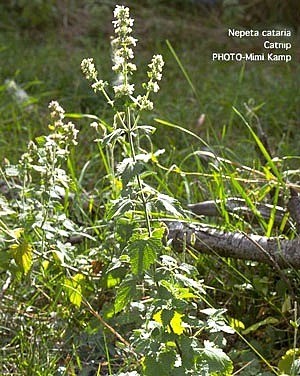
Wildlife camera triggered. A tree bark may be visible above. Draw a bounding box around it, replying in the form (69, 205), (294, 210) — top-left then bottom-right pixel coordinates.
(166, 221), (300, 269)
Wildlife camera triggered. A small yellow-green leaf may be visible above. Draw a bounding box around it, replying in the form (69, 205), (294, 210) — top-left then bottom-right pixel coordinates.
(170, 311), (185, 335)
(52, 249), (65, 264)
(9, 227), (24, 240)
(42, 260), (49, 270)
(64, 273), (85, 308)
(10, 240), (33, 275)
(228, 317), (245, 331)
(153, 310), (163, 324)
(153, 310), (185, 335)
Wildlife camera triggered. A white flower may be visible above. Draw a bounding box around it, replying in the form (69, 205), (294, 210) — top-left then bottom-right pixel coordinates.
(113, 83), (135, 97)
(135, 95), (154, 111)
(92, 80), (108, 93)
(113, 6), (133, 28)
(111, 4), (137, 79)
(127, 62), (137, 74)
(48, 101), (65, 120)
(81, 58), (98, 81)
(148, 54), (164, 81)
(146, 81), (160, 93)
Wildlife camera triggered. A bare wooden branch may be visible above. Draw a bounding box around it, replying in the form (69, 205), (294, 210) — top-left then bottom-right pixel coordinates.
(188, 198), (287, 226)
(167, 221), (300, 269)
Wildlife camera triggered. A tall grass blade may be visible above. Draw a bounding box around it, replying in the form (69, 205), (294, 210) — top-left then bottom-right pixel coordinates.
(166, 39), (200, 102)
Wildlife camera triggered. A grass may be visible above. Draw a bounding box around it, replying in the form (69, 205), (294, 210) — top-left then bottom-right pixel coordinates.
(0, 1), (300, 375)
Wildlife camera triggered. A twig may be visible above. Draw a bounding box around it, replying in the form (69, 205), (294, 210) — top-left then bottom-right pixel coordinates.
(82, 298), (137, 356)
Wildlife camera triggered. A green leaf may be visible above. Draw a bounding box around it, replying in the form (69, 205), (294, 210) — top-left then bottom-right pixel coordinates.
(242, 317), (279, 335)
(0, 250), (12, 271)
(107, 198), (133, 220)
(114, 277), (137, 314)
(128, 237), (159, 275)
(64, 273), (85, 308)
(142, 355), (170, 376)
(117, 157), (145, 185)
(278, 348), (300, 375)
(200, 341), (233, 375)
(10, 240), (33, 275)
(101, 128), (125, 147)
(155, 193), (184, 217)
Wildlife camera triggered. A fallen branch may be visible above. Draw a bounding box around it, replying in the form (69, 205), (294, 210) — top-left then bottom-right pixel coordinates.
(188, 198), (288, 227)
(167, 221), (300, 269)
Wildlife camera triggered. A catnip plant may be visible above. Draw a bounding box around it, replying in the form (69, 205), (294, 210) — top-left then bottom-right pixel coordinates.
(0, 100), (81, 277)
(81, 5), (233, 375)
(81, 5), (167, 238)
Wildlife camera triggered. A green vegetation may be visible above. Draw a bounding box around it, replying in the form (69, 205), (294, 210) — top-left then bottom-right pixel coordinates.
(0, 1), (299, 375)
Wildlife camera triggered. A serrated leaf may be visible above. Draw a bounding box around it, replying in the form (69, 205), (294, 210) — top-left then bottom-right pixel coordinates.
(128, 237), (159, 275)
(0, 250), (12, 271)
(114, 278), (136, 314)
(155, 193), (184, 217)
(153, 310), (186, 335)
(117, 158), (144, 185)
(107, 198), (133, 220)
(200, 341), (233, 375)
(10, 240), (33, 275)
(64, 273), (85, 308)
(142, 355), (169, 376)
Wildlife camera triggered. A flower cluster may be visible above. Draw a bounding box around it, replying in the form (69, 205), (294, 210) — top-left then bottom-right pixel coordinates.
(145, 54), (164, 93)
(48, 101), (78, 147)
(81, 58), (98, 81)
(81, 5), (164, 110)
(135, 95), (154, 111)
(49, 100), (65, 120)
(136, 55), (164, 111)
(111, 5), (138, 97)
(81, 58), (109, 94)
(19, 101), (78, 193)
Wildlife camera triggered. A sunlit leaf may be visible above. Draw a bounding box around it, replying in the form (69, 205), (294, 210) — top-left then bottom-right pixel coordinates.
(153, 310), (163, 324)
(228, 317), (245, 331)
(169, 311), (185, 335)
(153, 310), (185, 335)
(10, 240), (33, 275)
(200, 340), (233, 375)
(114, 278), (136, 314)
(64, 273), (85, 308)
(107, 198), (133, 220)
(155, 193), (184, 217)
(128, 237), (159, 275)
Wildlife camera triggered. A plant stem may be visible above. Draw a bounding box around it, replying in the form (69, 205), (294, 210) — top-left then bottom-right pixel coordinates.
(125, 106), (152, 237)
